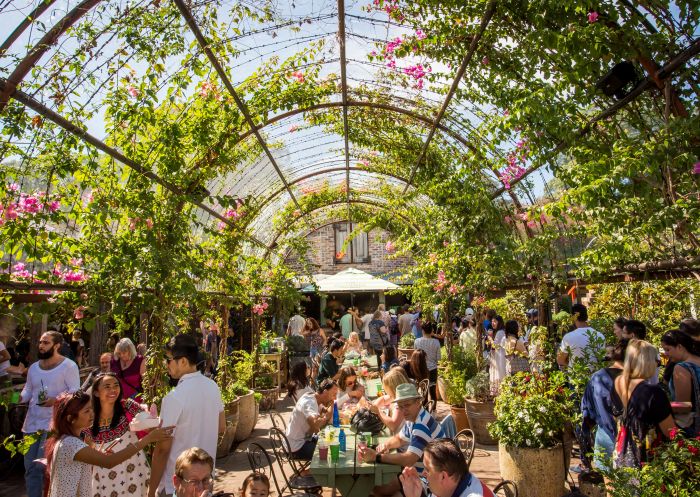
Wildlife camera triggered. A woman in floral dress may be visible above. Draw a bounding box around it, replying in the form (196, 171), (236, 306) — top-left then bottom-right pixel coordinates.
(87, 373), (150, 497)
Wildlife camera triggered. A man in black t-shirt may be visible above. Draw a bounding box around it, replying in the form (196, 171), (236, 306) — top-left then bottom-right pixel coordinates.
(317, 339), (344, 383)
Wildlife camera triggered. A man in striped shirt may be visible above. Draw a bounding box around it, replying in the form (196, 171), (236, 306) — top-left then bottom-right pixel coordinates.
(359, 383), (444, 497)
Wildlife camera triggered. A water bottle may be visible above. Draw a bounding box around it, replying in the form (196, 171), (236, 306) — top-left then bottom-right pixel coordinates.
(332, 401), (340, 427)
(339, 428), (346, 452)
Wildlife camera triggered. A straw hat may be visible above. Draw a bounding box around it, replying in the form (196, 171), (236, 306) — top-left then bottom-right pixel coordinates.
(392, 383), (422, 403)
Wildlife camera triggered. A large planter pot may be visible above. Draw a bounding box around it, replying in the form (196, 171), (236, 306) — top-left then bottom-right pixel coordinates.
(450, 404), (470, 432)
(234, 390), (258, 441)
(464, 398), (497, 445)
(499, 443), (566, 497)
(256, 387), (279, 412)
(437, 377), (447, 403)
(398, 348), (414, 359)
(578, 472), (606, 497)
(216, 398), (239, 458)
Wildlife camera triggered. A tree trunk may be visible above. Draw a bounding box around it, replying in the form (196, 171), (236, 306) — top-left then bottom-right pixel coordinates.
(89, 302), (109, 366)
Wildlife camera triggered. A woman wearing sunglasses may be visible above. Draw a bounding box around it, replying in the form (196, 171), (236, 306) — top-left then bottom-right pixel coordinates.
(336, 366), (366, 408)
(44, 391), (172, 497)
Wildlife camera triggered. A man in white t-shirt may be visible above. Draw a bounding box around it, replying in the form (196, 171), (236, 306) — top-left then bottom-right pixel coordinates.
(361, 309), (373, 349)
(20, 331), (80, 497)
(557, 303), (605, 370)
(285, 378), (338, 460)
(149, 334), (225, 497)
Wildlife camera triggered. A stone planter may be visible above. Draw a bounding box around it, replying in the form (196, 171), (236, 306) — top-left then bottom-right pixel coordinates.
(398, 348), (414, 359)
(233, 390), (258, 442)
(217, 397), (239, 458)
(578, 472), (606, 497)
(450, 404), (470, 432)
(256, 386), (279, 412)
(464, 398), (497, 445)
(437, 377), (447, 403)
(499, 443), (566, 497)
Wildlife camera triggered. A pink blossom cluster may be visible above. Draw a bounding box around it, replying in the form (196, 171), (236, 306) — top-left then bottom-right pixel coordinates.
(403, 64), (431, 89)
(498, 141), (530, 189)
(199, 81), (223, 101)
(385, 240), (395, 252)
(217, 200), (245, 231)
(252, 299), (269, 316)
(588, 11), (599, 23)
(693, 161), (700, 174)
(127, 86), (139, 98)
(1, 186), (62, 225)
(9, 261), (87, 284)
(290, 71), (305, 83)
(369, 0), (404, 21)
(128, 217), (154, 231)
(74, 306), (87, 320)
(432, 270), (462, 295)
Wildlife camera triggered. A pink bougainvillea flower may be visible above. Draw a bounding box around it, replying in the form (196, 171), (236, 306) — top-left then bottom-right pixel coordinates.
(386, 59), (396, 69)
(127, 86), (139, 98)
(128, 218), (137, 231)
(448, 284), (459, 295)
(8, 183), (19, 192)
(70, 258), (83, 267)
(19, 195), (40, 214)
(199, 81), (213, 98)
(73, 306), (87, 320)
(48, 200), (61, 212)
(145, 218), (153, 229)
(64, 270), (86, 282)
(369, 50), (377, 57)
(504, 215), (512, 223)
(503, 110), (509, 117)
(385, 240), (395, 252)
(290, 71), (305, 83)
(693, 161), (700, 174)
(588, 11), (599, 23)
(415, 29), (427, 40)
(540, 213), (548, 224)
(217, 221), (227, 231)
(481, 56), (489, 65)
(13, 262), (26, 272)
(436, 270), (446, 283)
(527, 220), (537, 229)
(4, 204), (18, 220)
(289, 124), (299, 132)
(443, 240), (449, 247)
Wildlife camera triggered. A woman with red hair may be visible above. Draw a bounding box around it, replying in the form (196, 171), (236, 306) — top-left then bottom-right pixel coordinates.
(44, 391), (171, 497)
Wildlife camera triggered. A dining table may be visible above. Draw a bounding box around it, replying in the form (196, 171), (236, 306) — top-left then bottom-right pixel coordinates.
(309, 431), (401, 497)
(342, 354), (379, 371)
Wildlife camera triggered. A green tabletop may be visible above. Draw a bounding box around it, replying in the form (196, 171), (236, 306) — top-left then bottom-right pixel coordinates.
(309, 433), (401, 497)
(359, 378), (383, 399)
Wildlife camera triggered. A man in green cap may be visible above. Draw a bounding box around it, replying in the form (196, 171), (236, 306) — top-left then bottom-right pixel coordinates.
(358, 383), (444, 497)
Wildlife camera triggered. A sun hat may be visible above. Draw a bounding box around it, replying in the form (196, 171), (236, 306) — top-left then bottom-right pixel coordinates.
(464, 307), (475, 317)
(392, 383), (422, 403)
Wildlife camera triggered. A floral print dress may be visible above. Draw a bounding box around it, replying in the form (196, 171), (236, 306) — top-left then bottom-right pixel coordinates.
(91, 398), (150, 497)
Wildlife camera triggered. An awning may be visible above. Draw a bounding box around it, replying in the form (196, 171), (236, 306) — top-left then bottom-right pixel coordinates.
(301, 268), (400, 293)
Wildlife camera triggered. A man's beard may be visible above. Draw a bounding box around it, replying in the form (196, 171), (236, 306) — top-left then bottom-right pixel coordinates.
(37, 348), (56, 360)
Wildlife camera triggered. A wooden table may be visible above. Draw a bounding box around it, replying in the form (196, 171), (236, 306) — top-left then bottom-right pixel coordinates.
(309, 432), (400, 497)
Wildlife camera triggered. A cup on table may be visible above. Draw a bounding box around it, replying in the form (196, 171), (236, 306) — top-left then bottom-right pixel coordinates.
(318, 441), (328, 461)
(330, 442), (340, 462)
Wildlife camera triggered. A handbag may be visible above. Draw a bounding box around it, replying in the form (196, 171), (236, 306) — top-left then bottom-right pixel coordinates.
(350, 408), (385, 435)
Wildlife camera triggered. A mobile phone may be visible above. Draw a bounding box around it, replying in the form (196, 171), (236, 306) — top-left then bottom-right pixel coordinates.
(103, 438), (121, 452)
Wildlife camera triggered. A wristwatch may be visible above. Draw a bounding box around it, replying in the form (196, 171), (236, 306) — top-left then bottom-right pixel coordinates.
(375, 454), (382, 464)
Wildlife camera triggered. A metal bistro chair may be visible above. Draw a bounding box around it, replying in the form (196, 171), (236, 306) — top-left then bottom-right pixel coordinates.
(454, 429), (476, 469)
(492, 480), (518, 497)
(246, 442), (317, 497)
(417, 379), (436, 412)
(269, 410), (288, 433)
(268, 427), (322, 494)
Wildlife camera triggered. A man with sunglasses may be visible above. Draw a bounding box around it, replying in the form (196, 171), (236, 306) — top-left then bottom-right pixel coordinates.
(399, 439), (494, 497)
(359, 383), (444, 497)
(172, 447), (215, 497)
(286, 378), (339, 460)
(149, 334), (225, 497)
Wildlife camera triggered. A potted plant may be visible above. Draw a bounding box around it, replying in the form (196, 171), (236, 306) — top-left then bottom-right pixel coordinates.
(464, 370), (497, 445)
(398, 333), (415, 358)
(254, 359), (279, 412)
(439, 345), (477, 432)
(229, 351), (261, 441)
(487, 371), (573, 497)
(216, 382), (241, 457)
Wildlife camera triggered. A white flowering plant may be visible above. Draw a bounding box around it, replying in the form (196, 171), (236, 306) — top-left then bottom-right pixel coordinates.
(488, 371), (574, 449)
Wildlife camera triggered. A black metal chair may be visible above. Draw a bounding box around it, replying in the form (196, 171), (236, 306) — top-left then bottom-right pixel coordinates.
(246, 442), (317, 497)
(268, 427), (322, 494)
(492, 480), (518, 497)
(454, 428), (476, 468)
(269, 410), (287, 432)
(417, 378), (436, 412)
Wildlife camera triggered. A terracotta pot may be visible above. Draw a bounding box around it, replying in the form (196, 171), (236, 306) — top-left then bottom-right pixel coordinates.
(499, 443), (566, 497)
(464, 398), (497, 445)
(398, 348), (414, 359)
(234, 390), (258, 441)
(450, 404), (470, 432)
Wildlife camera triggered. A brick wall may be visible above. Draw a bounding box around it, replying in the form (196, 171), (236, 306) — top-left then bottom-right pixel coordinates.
(285, 224), (412, 276)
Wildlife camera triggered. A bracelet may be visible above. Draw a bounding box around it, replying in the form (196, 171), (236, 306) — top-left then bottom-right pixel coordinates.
(375, 454), (382, 464)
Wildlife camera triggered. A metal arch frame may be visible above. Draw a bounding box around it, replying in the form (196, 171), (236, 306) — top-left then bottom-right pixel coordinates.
(0, 79), (268, 249)
(337, 0), (352, 234)
(254, 166), (414, 213)
(402, 0), (498, 193)
(263, 199), (419, 257)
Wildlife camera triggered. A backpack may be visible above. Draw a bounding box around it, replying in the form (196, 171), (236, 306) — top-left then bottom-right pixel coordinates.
(612, 403), (642, 469)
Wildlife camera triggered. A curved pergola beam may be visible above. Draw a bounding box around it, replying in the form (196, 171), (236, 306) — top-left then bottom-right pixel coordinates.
(254, 166), (413, 213)
(263, 199), (419, 256)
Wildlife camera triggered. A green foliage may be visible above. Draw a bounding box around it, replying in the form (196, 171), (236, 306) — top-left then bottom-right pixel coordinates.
(464, 370), (493, 403)
(399, 333), (415, 348)
(440, 344), (478, 405)
(488, 371), (574, 448)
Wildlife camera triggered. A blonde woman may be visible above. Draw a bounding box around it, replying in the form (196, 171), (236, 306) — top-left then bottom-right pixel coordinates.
(612, 339), (675, 466)
(369, 367), (410, 433)
(345, 332), (363, 355)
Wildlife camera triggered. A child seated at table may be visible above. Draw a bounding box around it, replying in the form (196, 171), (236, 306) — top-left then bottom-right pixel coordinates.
(337, 366), (366, 407)
(345, 332), (364, 355)
(240, 472), (270, 497)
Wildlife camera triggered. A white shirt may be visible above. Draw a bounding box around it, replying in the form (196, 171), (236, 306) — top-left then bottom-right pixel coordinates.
(158, 371), (224, 494)
(361, 314), (373, 340)
(559, 327), (605, 365)
(288, 315), (306, 336)
(285, 392), (320, 452)
(0, 341), (9, 374)
(414, 337), (441, 371)
(48, 435), (91, 497)
(21, 358), (80, 433)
